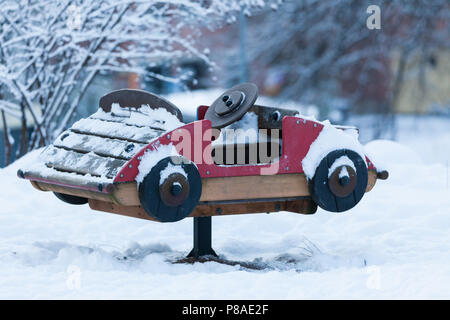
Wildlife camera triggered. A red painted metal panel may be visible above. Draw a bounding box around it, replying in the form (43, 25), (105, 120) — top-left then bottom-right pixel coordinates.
(196, 105), (209, 120)
(114, 116), (326, 182)
(365, 156), (376, 171)
(113, 111), (381, 183)
(280, 116), (324, 174)
(114, 120), (211, 183)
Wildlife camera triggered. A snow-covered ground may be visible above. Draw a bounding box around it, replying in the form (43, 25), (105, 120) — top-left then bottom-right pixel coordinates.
(0, 112), (449, 299)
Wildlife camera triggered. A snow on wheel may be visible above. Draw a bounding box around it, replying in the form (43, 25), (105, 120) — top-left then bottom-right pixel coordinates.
(138, 156), (202, 222)
(308, 149), (368, 213)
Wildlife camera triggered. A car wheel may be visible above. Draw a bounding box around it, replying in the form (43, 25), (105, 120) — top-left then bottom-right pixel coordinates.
(53, 192), (88, 205)
(308, 149), (368, 212)
(138, 156), (202, 222)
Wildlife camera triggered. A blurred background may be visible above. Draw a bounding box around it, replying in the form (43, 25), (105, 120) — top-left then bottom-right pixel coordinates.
(0, 0), (449, 167)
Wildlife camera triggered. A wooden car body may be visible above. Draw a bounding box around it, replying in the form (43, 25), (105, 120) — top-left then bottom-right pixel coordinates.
(19, 99), (383, 222)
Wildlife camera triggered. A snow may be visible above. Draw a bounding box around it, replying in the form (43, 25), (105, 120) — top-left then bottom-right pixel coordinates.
(0, 114), (450, 299)
(364, 139), (422, 173)
(135, 144), (178, 184)
(159, 163), (187, 185)
(71, 118), (160, 144)
(302, 120), (367, 180)
(173, 182), (182, 188)
(212, 112), (261, 146)
(92, 104), (184, 132)
(337, 126), (360, 140)
(17, 102), (184, 185)
(339, 166), (349, 179)
(328, 156), (356, 178)
(20, 146), (114, 184)
(54, 131), (146, 160)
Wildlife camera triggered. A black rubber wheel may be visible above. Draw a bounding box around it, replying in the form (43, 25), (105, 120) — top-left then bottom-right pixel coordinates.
(138, 156), (202, 222)
(308, 149), (368, 213)
(53, 192), (88, 205)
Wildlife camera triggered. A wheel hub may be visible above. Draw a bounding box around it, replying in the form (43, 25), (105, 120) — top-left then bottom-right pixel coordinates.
(328, 165), (357, 197)
(159, 173), (190, 207)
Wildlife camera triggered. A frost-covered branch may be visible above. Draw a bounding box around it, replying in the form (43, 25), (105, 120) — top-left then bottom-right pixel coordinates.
(0, 0), (266, 164)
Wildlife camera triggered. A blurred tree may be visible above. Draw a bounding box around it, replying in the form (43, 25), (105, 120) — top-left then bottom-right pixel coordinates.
(232, 0), (449, 138)
(0, 0), (265, 165)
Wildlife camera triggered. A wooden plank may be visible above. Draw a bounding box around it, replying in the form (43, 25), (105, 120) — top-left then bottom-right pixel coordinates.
(112, 182), (140, 206)
(88, 198), (317, 222)
(23, 167), (113, 192)
(90, 110), (169, 131)
(30, 180), (44, 191)
(200, 174), (310, 202)
(89, 199), (157, 222)
(193, 199), (317, 216)
(71, 118), (162, 144)
(112, 174), (310, 206)
(54, 131), (146, 160)
(366, 169), (377, 192)
(43, 145), (126, 179)
(35, 181), (113, 202)
(106, 171), (377, 207)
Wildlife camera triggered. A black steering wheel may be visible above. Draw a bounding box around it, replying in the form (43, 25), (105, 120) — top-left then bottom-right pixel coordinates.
(204, 83), (258, 129)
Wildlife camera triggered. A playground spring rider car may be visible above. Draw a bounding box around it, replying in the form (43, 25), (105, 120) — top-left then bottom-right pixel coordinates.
(18, 83), (388, 257)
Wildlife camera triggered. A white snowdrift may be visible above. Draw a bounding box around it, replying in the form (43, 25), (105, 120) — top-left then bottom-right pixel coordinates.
(0, 117), (449, 299)
(365, 139), (423, 172)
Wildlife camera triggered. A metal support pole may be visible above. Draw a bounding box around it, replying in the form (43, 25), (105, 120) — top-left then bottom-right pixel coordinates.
(187, 217), (217, 258)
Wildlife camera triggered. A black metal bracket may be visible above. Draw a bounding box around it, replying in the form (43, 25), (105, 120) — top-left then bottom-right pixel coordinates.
(187, 217), (217, 258)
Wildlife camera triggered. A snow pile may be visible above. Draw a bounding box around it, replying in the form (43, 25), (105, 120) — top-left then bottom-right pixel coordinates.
(365, 139), (422, 173)
(328, 155), (356, 178)
(336, 126), (360, 140)
(135, 144), (178, 184)
(302, 120), (366, 179)
(159, 163), (187, 185)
